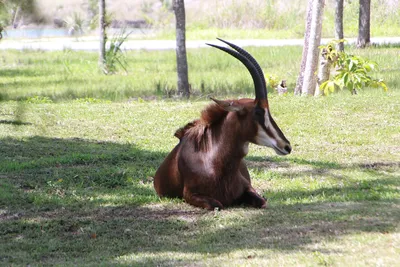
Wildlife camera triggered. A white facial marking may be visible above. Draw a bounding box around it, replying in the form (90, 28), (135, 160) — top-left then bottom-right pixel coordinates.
(255, 109), (275, 147)
(254, 108), (288, 155)
(255, 125), (276, 148)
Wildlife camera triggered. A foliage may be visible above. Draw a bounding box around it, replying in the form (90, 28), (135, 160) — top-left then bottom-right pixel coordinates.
(63, 12), (85, 35)
(147, 0), (400, 39)
(25, 95), (53, 103)
(141, 0), (174, 29)
(265, 73), (280, 90)
(0, 0), (42, 27)
(0, 1), (7, 28)
(334, 53), (388, 93)
(104, 28), (131, 74)
(319, 41), (388, 95)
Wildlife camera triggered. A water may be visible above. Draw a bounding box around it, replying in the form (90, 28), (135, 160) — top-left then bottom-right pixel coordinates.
(2, 28), (153, 39)
(3, 28), (70, 38)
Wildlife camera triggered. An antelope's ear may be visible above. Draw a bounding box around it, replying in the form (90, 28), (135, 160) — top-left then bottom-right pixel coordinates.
(210, 97), (244, 112)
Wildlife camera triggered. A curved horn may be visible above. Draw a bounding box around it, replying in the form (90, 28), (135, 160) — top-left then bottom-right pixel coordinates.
(216, 38), (268, 99)
(207, 43), (266, 100)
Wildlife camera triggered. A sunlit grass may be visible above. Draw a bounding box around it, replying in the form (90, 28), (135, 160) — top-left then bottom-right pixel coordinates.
(0, 46), (398, 102)
(1, 94), (399, 264)
(0, 44), (399, 265)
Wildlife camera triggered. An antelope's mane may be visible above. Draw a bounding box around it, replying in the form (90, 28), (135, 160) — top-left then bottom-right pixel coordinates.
(174, 103), (228, 151)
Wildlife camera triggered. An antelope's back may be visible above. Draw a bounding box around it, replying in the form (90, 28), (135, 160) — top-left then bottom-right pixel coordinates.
(154, 141), (183, 198)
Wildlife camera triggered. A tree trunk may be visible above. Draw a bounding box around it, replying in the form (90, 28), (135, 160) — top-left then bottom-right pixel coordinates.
(11, 5), (21, 28)
(315, 47), (333, 96)
(99, 0), (107, 73)
(302, 0), (325, 96)
(357, 0), (371, 48)
(334, 0), (344, 52)
(294, 0), (313, 95)
(173, 0), (190, 98)
(0, 23), (3, 40)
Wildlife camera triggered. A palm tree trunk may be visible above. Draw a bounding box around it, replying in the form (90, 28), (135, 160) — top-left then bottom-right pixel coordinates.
(294, 0), (313, 95)
(99, 0), (107, 73)
(173, 0), (190, 98)
(335, 0), (344, 52)
(357, 0), (371, 48)
(302, 0), (325, 96)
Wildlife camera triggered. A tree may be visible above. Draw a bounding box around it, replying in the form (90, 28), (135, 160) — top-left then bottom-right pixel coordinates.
(173, 0), (190, 98)
(314, 42), (338, 96)
(0, 0), (41, 28)
(294, 0), (313, 95)
(334, 0), (344, 52)
(357, 0), (371, 48)
(295, 0), (326, 96)
(98, 0), (107, 73)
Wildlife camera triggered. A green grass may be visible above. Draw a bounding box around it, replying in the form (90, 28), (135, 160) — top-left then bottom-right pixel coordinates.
(1, 45), (399, 102)
(1, 92), (399, 265)
(0, 46), (400, 265)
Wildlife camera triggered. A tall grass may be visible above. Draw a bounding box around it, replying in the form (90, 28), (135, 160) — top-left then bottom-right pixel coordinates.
(0, 45), (398, 102)
(176, 0), (400, 39)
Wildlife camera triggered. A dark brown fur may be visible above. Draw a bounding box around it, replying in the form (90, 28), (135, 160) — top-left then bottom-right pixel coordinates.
(154, 99), (267, 210)
(154, 39), (291, 210)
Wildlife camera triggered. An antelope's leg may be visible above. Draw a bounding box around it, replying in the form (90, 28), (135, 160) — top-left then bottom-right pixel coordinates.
(238, 187), (267, 208)
(237, 162), (267, 208)
(183, 190), (224, 210)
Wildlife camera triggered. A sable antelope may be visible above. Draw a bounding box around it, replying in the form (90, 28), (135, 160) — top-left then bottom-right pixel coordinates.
(154, 39), (291, 210)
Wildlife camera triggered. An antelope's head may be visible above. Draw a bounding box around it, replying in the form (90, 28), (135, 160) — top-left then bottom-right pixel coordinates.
(207, 39), (291, 156)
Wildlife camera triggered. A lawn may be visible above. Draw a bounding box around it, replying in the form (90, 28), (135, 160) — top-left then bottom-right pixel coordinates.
(0, 46), (399, 265)
(0, 45), (399, 101)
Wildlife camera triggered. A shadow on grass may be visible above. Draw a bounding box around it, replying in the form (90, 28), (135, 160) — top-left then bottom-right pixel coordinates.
(0, 120), (32, 126)
(0, 136), (163, 209)
(0, 136), (399, 265)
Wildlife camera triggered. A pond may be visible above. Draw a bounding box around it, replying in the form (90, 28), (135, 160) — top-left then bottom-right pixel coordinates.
(3, 28), (70, 38)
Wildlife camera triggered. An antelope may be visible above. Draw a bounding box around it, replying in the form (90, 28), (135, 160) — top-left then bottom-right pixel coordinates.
(154, 39), (291, 210)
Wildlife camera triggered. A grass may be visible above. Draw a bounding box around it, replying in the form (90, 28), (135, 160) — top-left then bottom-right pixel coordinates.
(0, 46), (400, 265)
(1, 45), (399, 101)
(28, 0), (400, 40)
(1, 93), (400, 265)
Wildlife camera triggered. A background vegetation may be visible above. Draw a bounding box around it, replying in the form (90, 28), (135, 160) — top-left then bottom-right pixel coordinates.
(2, 0), (400, 39)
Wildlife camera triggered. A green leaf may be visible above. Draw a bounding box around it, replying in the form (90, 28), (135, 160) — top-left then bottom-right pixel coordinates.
(380, 82), (388, 91)
(320, 80), (329, 91)
(343, 72), (349, 85)
(320, 80), (339, 95)
(328, 82), (335, 93)
(373, 80), (389, 91)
